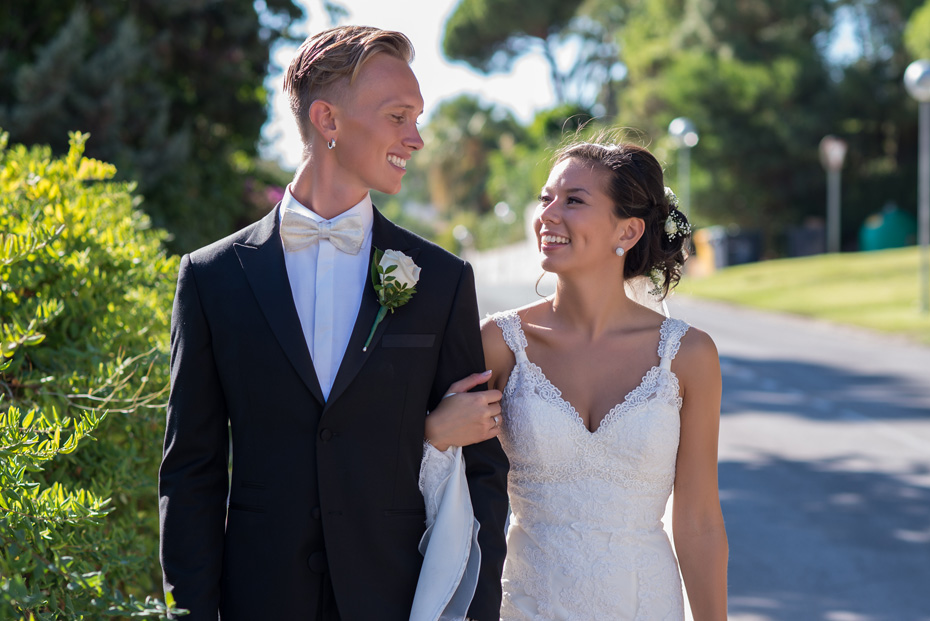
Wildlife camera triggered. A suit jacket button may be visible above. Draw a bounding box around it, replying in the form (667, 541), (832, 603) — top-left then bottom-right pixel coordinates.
(307, 550), (328, 573)
(311, 507), (321, 519)
(319, 428), (333, 442)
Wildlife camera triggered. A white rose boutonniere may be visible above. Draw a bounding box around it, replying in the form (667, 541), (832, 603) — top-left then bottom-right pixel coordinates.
(362, 248), (421, 351)
(379, 248), (421, 289)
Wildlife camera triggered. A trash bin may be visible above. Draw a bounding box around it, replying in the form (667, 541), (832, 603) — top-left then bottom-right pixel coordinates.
(859, 203), (917, 251)
(724, 227), (762, 265)
(690, 226), (727, 275)
(786, 219), (826, 257)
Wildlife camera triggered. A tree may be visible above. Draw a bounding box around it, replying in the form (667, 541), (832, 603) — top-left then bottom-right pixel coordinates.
(0, 130), (181, 618)
(443, 0), (586, 102)
(612, 0), (929, 253)
(0, 0), (303, 253)
(618, 0), (831, 231)
(904, 0), (930, 58)
(373, 94), (545, 253)
(418, 95), (526, 216)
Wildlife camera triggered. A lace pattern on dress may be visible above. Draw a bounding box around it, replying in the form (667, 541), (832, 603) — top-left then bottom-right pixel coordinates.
(658, 317), (689, 363)
(418, 441), (456, 527)
(490, 310), (528, 357)
(491, 309), (689, 620)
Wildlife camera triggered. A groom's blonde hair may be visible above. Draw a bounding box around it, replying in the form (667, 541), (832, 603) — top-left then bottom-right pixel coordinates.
(283, 26), (415, 154)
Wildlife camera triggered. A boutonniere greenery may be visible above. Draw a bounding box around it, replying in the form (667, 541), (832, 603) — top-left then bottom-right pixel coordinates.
(362, 248), (421, 351)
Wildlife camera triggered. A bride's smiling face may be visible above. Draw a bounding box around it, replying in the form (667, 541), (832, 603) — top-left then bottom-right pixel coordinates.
(534, 157), (625, 275)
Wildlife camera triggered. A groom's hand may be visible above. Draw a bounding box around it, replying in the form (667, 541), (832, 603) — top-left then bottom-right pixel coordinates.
(425, 370), (503, 452)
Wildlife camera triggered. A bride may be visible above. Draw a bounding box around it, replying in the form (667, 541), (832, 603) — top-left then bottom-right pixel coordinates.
(422, 139), (728, 620)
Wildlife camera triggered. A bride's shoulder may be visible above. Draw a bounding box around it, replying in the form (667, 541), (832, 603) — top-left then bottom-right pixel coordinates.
(677, 323), (716, 355)
(480, 302), (546, 391)
(672, 324), (720, 381)
(479, 322), (515, 392)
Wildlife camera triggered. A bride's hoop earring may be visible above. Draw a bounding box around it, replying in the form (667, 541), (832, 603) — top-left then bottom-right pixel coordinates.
(615, 247), (625, 257)
(327, 138), (336, 150)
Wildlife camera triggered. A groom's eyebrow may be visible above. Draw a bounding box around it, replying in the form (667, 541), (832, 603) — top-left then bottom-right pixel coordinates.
(377, 98), (424, 113)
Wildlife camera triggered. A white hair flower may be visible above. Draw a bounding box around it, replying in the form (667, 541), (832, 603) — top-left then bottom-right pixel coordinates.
(648, 266), (665, 297)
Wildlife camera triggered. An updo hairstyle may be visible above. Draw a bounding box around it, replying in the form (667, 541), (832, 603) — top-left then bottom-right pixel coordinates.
(553, 141), (690, 298)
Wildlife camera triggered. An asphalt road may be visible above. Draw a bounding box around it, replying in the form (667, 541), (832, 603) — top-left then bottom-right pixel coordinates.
(473, 265), (930, 621)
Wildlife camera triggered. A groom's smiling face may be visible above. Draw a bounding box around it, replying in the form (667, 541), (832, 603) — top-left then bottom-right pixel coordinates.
(331, 52), (425, 196)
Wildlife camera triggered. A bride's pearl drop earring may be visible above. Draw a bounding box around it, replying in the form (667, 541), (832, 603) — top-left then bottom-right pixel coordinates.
(615, 247), (625, 257)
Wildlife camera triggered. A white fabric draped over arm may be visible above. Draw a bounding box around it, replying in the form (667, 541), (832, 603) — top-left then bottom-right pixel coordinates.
(410, 442), (481, 621)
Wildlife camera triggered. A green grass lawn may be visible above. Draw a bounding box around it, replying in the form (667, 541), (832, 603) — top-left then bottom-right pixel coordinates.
(678, 246), (930, 346)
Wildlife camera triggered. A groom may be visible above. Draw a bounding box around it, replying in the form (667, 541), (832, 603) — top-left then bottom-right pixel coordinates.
(158, 26), (509, 620)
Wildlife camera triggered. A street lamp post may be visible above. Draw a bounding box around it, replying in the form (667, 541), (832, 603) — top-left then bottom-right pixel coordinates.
(668, 117), (699, 218)
(904, 59), (930, 314)
(819, 135), (848, 254)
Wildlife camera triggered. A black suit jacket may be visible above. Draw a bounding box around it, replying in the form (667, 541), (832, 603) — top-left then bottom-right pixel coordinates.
(158, 205), (509, 620)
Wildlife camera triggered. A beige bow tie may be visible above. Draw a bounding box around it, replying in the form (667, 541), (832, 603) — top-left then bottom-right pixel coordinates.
(280, 207), (365, 255)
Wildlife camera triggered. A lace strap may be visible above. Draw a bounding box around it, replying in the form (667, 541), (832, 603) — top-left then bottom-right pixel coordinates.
(657, 317), (690, 370)
(489, 310), (528, 363)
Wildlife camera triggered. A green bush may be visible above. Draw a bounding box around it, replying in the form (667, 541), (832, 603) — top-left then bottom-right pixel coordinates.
(0, 130), (182, 619)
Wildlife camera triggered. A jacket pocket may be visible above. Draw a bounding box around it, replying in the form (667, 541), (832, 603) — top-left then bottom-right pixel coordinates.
(381, 334), (435, 348)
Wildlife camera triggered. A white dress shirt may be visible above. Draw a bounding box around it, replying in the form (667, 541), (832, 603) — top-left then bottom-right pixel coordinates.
(280, 186), (374, 400)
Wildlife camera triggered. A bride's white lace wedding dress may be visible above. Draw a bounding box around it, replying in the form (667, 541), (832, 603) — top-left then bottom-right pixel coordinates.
(417, 310), (690, 620)
(492, 310), (688, 620)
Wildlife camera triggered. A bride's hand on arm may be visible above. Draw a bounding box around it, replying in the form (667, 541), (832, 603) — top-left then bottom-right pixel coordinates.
(424, 316), (517, 452)
(672, 328), (729, 621)
(425, 371), (502, 452)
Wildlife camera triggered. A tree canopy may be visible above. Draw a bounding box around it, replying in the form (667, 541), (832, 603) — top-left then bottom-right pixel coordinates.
(905, 0), (930, 58)
(0, 0), (302, 253)
(443, 0), (586, 102)
(437, 0), (929, 255)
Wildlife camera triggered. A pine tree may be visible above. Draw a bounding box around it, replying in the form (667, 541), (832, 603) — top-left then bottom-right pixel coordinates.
(0, 0), (303, 253)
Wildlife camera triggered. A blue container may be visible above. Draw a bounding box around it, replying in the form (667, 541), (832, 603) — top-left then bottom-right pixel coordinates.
(859, 204), (917, 251)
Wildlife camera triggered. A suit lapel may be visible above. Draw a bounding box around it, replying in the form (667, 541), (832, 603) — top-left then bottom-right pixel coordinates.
(325, 209), (420, 409)
(234, 205), (326, 406)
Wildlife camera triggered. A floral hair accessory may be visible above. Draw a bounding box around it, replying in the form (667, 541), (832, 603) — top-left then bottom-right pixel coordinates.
(664, 212), (691, 241)
(648, 266), (665, 297)
(662, 187), (691, 241)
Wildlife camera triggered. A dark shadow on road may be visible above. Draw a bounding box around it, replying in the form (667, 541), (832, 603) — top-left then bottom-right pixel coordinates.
(720, 455), (930, 621)
(719, 355), (930, 421)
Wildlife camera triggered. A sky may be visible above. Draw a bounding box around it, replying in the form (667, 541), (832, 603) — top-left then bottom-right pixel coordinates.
(260, 0), (559, 169)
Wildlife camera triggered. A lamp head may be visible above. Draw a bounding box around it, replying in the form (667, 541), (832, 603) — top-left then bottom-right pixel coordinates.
(819, 135), (848, 172)
(904, 59), (930, 103)
(668, 117), (699, 148)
